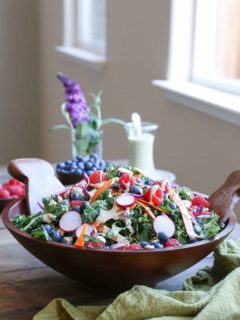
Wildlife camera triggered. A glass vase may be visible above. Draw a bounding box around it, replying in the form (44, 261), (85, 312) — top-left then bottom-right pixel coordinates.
(71, 129), (103, 159)
(124, 122), (158, 178)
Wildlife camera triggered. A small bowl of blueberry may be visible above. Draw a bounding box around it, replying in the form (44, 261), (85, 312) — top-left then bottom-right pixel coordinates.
(56, 153), (108, 185)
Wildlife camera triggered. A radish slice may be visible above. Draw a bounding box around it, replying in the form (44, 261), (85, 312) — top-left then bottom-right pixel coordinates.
(115, 194), (135, 208)
(153, 215), (175, 238)
(118, 168), (133, 175)
(110, 243), (126, 250)
(75, 224), (97, 238)
(83, 174), (90, 184)
(59, 211), (82, 232)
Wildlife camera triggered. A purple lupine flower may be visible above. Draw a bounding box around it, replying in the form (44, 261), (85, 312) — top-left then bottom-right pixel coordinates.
(57, 72), (89, 128)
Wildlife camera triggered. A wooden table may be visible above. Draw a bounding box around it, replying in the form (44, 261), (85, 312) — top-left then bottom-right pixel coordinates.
(0, 167), (240, 320)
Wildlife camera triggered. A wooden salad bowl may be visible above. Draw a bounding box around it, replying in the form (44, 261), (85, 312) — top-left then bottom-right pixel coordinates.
(2, 159), (239, 295)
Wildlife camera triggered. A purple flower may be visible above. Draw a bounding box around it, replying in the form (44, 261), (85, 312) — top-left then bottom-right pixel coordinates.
(57, 72), (89, 128)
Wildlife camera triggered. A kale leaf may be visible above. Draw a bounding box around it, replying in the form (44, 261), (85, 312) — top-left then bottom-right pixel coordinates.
(12, 214), (32, 229)
(31, 226), (52, 241)
(201, 213), (220, 239)
(42, 196), (69, 215)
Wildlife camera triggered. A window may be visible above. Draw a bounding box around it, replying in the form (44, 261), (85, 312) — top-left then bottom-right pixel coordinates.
(192, 0), (240, 95)
(56, 0), (107, 70)
(77, 0), (106, 55)
(153, 0), (240, 126)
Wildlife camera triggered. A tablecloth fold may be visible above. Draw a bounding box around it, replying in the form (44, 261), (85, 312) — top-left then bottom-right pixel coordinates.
(34, 239), (240, 320)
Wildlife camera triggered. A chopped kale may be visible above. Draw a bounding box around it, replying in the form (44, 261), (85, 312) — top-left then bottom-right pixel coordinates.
(12, 214), (32, 229)
(31, 225), (52, 241)
(178, 187), (193, 201)
(42, 196), (69, 215)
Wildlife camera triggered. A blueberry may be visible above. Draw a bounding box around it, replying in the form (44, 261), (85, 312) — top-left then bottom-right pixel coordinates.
(129, 185), (143, 195)
(71, 192), (83, 200)
(145, 178), (154, 186)
(77, 156), (83, 161)
(77, 162), (85, 170)
(61, 238), (68, 244)
(52, 231), (62, 242)
(82, 157), (89, 164)
(158, 232), (169, 244)
(170, 202), (177, 210)
(76, 169), (83, 175)
(140, 241), (149, 248)
(196, 217), (203, 224)
(71, 163), (78, 169)
(90, 153), (98, 161)
(70, 168), (77, 174)
(92, 166), (97, 172)
(85, 161), (93, 170)
(57, 162), (65, 169)
(44, 224), (52, 235)
(99, 161), (106, 170)
(81, 201), (90, 213)
(193, 225), (202, 235)
(189, 237), (198, 243)
(152, 241), (163, 249)
(87, 170), (94, 176)
(72, 205), (81, 213)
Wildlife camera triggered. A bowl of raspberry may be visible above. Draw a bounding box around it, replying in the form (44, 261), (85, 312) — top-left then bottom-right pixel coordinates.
(0, 178), (25, 211)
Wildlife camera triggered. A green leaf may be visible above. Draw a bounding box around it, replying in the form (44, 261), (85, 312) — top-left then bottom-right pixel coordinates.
(101, 118), (127, 126)
(61, 103), (73, 127)
(89, 91), (103, 129)
(48, 124), (70, 132)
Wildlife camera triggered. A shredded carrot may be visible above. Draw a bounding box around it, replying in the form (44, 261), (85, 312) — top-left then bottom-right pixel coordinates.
(134, 173), (143, 179)
(75, 223), (88, 248)
(112, 189), (120, 196)
(90, 178), (117, 204)
(95, 223), (105, 233)
(136, 198), (171, 215)
(135, 199), (155, 219)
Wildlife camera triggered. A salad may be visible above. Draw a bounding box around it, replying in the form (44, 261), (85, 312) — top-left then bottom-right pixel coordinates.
(12, 165), (223, 250)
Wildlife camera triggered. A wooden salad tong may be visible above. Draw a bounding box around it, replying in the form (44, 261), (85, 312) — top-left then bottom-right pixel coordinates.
(208, 169), (240, 223)
(8, 158), (64, 215)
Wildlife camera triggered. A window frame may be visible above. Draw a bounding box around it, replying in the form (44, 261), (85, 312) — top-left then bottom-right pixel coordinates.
(191, 0), (240, 96)
(152, 0), (240, 127)
(55, 0), (107, 71)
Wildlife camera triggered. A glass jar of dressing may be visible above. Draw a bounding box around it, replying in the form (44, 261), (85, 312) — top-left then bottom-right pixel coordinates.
(124, 121), (158, 178)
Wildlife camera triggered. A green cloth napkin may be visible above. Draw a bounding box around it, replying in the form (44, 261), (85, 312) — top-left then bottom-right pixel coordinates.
(33, 239), (240, 320)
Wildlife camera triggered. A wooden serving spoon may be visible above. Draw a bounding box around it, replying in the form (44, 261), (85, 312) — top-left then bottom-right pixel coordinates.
(8, 158), (65, 215)
(208, 169), (240, 223)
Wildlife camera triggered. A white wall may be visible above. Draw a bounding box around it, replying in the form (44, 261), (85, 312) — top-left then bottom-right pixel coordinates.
(0, 0), (40, 163)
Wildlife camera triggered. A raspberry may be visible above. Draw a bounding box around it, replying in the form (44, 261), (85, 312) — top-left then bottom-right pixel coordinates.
(7, 185), (25, 197)
(89, 170), (106, 184)
(164, 238), (181, 248)
(8, 178), (24, 187)
(86, 241), (105, 249)
(119, 174), (135, 191)
(144, 185), (163, 206)
(124, 243), (142, 250)
(191, 195), (209, 208)
(154, 179), (170, 193)
(0, 188), (11, 199)
(70, 200), (82, 208)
